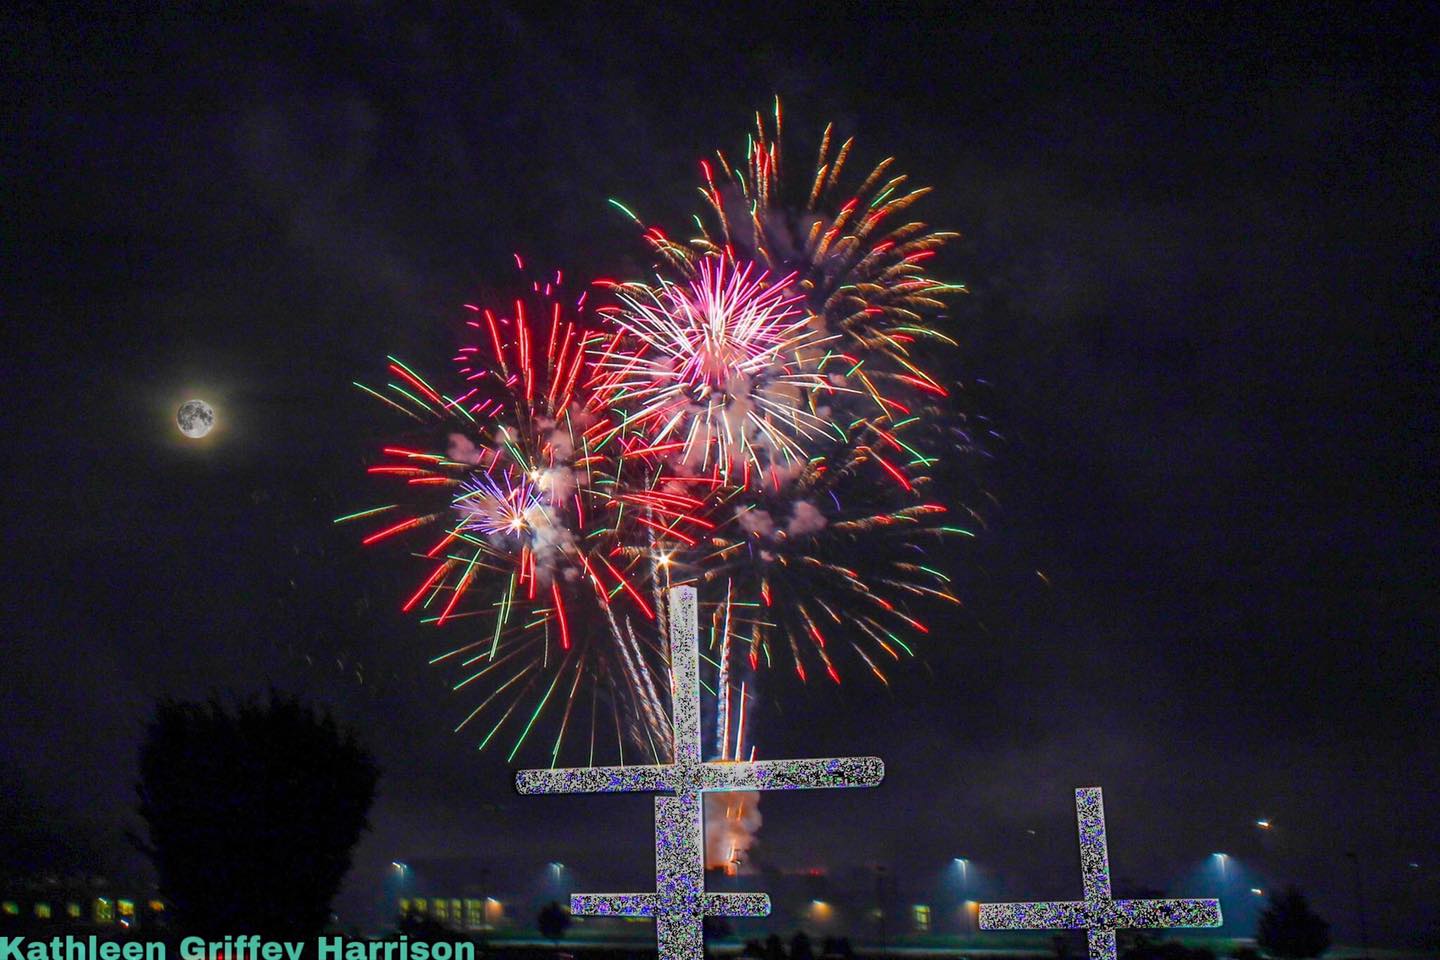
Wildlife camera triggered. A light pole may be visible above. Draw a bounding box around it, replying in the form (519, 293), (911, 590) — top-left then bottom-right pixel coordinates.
(391, 862), (409, 916)
(954, 859), (970, 933)
(1212, 852), (1229, 929)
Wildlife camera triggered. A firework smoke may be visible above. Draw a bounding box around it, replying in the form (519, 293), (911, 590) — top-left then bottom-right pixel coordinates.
(705, 791), (762, 873)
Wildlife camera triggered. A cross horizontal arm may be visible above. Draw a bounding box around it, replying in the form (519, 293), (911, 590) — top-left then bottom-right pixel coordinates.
(571, 892), (772, 919)
(698, 756), (885, 791)
(704, 893), (772, 917)
(572, 893), (660, 917)
(516, 764), (675, 794)
(980, 898), (1222, 930)
(1110, 899), (1222, 926)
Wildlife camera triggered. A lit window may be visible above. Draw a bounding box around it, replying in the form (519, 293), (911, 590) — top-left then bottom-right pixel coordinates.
(450, 899), (461, 922)
(411, 898), (427, 915)
(399, 899), (410, 913)
(2, 902), (18, 916)
(464, 899), (482, 928)
(35, 903), (52, 919)
(95, 900), (114, 923)
(148, 901), (165, 913)
(118, 900), (135, 917)
(431, 899), (448, 921)
(912, 904), (931, 933)
(67, 903), (82, 918)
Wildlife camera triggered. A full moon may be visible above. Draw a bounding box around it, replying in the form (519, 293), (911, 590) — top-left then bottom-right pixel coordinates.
(177, 399), (215, 438)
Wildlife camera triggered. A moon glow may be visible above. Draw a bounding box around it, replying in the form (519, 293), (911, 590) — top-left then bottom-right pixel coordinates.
(177, 399), (216, 438)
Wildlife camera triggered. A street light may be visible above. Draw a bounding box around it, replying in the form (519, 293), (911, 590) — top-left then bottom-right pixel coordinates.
(1255, 819), (1271, 829)
(1212, 853), (1229, 883)
(954, 859), (970, 932)
(391, 862), (409, 911)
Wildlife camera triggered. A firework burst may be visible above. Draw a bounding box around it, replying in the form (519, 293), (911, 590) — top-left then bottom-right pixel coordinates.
(592, 256), (842, 482)
(648, 416), (969, 689)
(595, 113), (980, 807)
(346, 109), (981, 779)
(341, 270), (681, 763)
(613, 99), (966, 414)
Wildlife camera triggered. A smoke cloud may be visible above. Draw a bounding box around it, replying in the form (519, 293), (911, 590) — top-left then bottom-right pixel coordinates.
(446, 432), (486, 465)
(737, 508), (775, 538)
(704, 791), (763, 873)
(787, 500), (828, 536)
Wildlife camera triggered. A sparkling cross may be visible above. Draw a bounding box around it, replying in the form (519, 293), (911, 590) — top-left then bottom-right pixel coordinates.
(517, 585), (885, 960)
(980, 787), (1222, 960)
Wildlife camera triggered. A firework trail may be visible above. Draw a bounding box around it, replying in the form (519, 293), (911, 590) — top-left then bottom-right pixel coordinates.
(696, 425), (967, 688)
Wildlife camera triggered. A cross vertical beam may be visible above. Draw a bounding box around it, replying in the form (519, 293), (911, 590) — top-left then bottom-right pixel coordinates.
(669, 584), (701, 768)
(1076, 786), (1115, 960)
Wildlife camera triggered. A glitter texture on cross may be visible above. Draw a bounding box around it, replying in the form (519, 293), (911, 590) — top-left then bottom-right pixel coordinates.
(517, 585), (885, 960)
(979, 787), (1222, 960)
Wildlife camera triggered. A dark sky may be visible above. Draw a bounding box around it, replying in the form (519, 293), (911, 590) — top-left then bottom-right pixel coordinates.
(5, 2), (1437, 946)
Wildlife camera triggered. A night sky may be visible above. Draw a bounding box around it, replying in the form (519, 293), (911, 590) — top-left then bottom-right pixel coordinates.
(5, 4), (1437, 946)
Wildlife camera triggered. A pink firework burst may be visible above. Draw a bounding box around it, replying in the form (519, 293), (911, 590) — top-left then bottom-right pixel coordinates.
(593, 256), (842, 482)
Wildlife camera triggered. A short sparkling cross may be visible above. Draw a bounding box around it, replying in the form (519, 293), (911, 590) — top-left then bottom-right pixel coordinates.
(979, 787), (1222, 960)
(517, 585), (885, 960)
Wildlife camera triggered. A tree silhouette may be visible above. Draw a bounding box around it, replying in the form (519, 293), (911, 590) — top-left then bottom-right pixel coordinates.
(135, 692), (379, 937)
(1257, 887), (1331, 959)
(536, 901), (570, 944)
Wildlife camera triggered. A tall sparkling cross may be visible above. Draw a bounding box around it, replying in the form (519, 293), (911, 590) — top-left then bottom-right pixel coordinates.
(980, 788), (1222, 960)
(517, 585), (885, 960)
